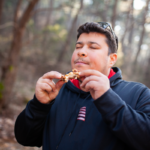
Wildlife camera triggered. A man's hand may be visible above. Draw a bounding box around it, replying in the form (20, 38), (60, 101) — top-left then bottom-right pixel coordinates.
(79, 70), (110, 100)
(35, 71), (64, 104)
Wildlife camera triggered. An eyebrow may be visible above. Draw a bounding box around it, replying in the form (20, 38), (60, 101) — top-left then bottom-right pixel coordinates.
(76, 41), (101, 46)
(76, 42), (83, 45)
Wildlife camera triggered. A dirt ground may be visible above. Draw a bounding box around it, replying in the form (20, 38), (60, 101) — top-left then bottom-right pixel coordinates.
(0, 103), (42, 150)
(0, 142), (42, 150)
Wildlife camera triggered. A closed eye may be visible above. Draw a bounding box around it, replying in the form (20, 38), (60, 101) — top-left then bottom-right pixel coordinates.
(88, 42), (101, 49)
(76, 46), (82, 49)
(89, 46), (100, 49)
(76, 44), (83, 49)
(90, 46), (97, 49)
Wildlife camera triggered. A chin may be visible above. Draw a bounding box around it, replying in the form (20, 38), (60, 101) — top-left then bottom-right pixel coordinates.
(72, 66), (88, 72)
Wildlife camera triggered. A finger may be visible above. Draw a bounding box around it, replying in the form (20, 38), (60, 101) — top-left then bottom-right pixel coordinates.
(56, 80), (65, 91)
(40, 83), (52, 93)
(42, 71), (62, 80)
(80, 76), (100, 88)
(79, 69), (105, 77)
(42, 79), (56, 91)
(84, 81), (98, 91)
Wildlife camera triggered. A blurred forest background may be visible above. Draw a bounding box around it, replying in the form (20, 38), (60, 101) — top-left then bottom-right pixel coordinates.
(0, 0), (150, 149)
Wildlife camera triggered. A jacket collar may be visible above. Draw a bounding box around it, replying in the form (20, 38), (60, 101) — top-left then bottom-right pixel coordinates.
(110, 67), (123, 87)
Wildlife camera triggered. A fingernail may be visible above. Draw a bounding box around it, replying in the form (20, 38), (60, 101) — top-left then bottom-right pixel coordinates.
(57, 74), (61, 78)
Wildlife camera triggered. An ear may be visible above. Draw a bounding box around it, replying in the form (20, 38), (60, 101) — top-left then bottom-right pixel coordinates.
(109, 53), (117, 67)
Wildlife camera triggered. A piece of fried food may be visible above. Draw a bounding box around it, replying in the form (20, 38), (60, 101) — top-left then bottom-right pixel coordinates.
(61, 69), (80, 82)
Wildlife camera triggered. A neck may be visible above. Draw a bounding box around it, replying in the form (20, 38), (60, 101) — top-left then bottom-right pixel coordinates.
(106, 68), (111, 77)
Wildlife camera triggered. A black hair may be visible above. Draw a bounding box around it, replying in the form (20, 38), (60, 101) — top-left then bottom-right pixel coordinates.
(77, 22), (118, 54)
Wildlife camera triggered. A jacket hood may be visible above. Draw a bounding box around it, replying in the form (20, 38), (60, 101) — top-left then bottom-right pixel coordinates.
(66, 80), (90, 98)
(110, 67), (123, 87)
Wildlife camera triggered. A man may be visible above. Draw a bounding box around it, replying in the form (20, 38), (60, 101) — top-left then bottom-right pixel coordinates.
(15, 22), (150, 150)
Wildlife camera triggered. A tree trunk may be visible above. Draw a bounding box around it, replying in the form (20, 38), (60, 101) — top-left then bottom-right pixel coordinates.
(33, 2), (40, 29)
(121, 9), (131, 50)
(144, 52), (150, 87)
(14, 0), (22, 25)
(120, 0), (134, 72)
(45, 0), (54, 27)
(127, 0), (135, 61)
(0, 0), (39, 109)
(57, 0), (83, 63)
(128, 0), (134, 46)
(134, 0), (150, 64)
(111, 0), (118, 29)
(0, 0), (4, 52)
(41, 0), (54, 50)
(102, 0), (110, 22)
(121, 0), (134, 55)
(0, 0), (4, 24)
(66, 6), (73, 30)
(32, 4), (64, 17)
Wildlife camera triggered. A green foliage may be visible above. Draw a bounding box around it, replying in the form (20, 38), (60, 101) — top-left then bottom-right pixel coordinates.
(4, 0), (17, 8)
(43, 24), (61, 32)
(24, 97), (30, 104)
(26, 19), (38, 34)
(27, 19), (34, 28)
(9, 65), (13, 71)
(43, 24), (67, 41)
(0, 82), (4, 99)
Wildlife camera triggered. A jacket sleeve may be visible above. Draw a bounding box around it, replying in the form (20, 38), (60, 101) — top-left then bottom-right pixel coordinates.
(94, 87), (150, 150)
(14, 95), (54, 147)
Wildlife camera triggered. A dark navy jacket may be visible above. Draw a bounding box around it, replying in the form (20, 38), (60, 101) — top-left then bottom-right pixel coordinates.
(15, 67), (150, 150)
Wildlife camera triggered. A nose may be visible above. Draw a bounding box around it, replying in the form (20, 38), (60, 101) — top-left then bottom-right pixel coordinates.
(77, 47), (87, 57)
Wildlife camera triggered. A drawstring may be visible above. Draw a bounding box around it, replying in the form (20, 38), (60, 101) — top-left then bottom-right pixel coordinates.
(56, 92), (81, 149)
(69, 94), (91, 136)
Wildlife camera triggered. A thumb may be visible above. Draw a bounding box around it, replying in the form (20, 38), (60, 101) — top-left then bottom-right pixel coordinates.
(56, 80), (65, 91)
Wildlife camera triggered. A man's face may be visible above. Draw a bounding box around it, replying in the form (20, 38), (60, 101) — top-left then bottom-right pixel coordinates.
(71, 32), (116, 76)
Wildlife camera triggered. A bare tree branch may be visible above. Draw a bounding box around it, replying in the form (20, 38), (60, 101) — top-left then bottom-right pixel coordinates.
(102, 0), (111, 21)
(22, 33), (43, 47)
(111, 0), (118, 29)
(14, 0), (23, 26)
(44, 0), (54, 26)
(0, 22), (14, 29)
(0, 0), (4, 24)
(19, 0), (39, 30)
(121, 0), (134, 52)
(134, 0), (150, 64)
(57, 0), (84, 63)
(31, 4), (64, 16)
